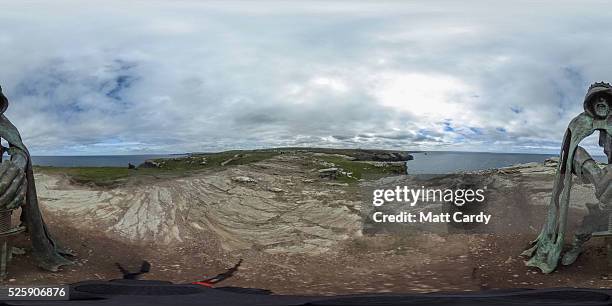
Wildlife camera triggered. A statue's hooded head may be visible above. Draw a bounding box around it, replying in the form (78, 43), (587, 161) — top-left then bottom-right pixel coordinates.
(0, 86), (7, 115)
(584, 82), (612, 119)
(585, 82), (612, 158)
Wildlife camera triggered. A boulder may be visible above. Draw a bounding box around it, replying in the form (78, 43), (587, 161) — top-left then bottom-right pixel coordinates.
(231, 176), (257, 183)
(138, 160), (161, 169)
(318, 167), (339, 179)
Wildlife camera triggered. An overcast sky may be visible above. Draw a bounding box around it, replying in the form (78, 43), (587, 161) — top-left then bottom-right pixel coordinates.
(0, 1), (609, 155)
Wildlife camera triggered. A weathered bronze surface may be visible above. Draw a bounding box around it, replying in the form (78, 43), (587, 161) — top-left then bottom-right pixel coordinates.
(0, 86), (72, 272)
(523, 82), (612, 273)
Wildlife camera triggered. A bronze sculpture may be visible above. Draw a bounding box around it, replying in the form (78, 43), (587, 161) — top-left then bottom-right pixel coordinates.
(0, 86), (72, 273)
(523, 82), (612, 273)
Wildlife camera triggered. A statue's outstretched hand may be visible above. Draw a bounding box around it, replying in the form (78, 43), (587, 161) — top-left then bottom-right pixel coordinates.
(0, 160), (26, 210)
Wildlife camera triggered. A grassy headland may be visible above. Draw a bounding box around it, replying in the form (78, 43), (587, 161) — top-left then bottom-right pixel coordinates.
(34, 166), (130, 188)
(35, 148), (412, 187)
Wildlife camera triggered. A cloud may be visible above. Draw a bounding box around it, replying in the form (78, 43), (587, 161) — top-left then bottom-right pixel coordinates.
(0, 0), (609, 155)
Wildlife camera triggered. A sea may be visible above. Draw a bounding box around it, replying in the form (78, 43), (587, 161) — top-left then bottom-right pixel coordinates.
(405, 151), (608, 175)
(17, 151), (608, 174)
(29, 155), (186, 167)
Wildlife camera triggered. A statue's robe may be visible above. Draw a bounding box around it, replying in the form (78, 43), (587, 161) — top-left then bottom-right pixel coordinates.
(0, 95), (72, 271)
(523, 86), (612, 273)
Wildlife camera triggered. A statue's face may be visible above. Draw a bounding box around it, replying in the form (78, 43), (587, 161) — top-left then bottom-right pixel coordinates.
(594, 96), (610, 118)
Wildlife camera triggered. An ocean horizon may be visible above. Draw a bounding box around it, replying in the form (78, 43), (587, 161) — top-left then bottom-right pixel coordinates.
(406, 151), (607, 174)
(30, 154), (186, 168)
(19, 151), (607, 174)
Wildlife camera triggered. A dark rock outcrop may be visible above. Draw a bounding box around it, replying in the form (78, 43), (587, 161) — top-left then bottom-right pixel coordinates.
(138, 160), (161, 169)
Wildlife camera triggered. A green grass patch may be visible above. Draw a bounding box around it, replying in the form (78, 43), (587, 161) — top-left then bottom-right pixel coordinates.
(146, 151), (281, 171)
(35, 166), (129, 187)
(316, 156), (406, 184)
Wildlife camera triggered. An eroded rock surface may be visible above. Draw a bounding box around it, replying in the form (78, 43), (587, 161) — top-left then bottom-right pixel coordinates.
(36, 155), (362, 254)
